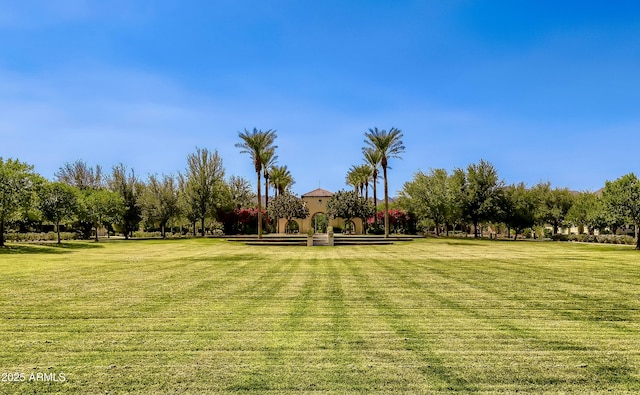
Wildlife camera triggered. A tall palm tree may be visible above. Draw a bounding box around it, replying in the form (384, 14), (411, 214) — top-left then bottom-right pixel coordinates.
(364, 127), (405, 237)
(363, 147), (382, 221)
(236, 128), (277, 238)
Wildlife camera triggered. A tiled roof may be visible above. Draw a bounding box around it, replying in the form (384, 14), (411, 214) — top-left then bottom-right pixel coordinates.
(302, 188), (334, 197)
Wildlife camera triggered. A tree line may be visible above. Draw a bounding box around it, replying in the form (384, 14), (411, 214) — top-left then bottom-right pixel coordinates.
(396, 159), (640, 249)
(2, 126), (640, 249)
(0, 151), (260, 246)
(0, 125), (407, 245)
(0, 127), (306, 247)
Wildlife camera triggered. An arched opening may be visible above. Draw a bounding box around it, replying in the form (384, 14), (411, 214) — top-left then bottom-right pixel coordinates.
(285, 220), (300, 234)
(311, 212), (328, 233)
(344, 219), (355, 235)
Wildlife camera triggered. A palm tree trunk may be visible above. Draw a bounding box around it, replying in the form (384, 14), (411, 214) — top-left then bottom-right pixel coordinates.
(257, 171), (263, 239)
(372, 175), (378, 225)
(264, 176), (270, 232)
(383, 165), (389, 238)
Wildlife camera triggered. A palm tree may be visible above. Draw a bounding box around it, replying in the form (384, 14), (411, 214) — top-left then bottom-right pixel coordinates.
(236, 128), (277, 238)
(271, 165), (294, 197)
(261, 148), (278, 231)
(346, 166), (362, 195)
(361, 164), (373, 202)
(346, 165), (372, 198)
(364, 127), (405, 237)
(269, 165), (294, 234)
(363, 147), (382, 221)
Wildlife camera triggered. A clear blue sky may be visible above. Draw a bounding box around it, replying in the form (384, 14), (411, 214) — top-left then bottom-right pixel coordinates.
(2, 1), (639, 196)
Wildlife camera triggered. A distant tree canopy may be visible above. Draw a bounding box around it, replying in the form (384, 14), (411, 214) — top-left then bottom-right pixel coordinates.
(180, 148), (226, 236)
(81, 188), (125, 241)
(140, 174), (180, 238)
(0, 158), (41, 246)
(399, 168), (457, 236)
(533, 182), (574, 235)
(108, 164), (143, 240)
(566, 191), (608, 235)
(326, 190), (374, 224)
(55, 160), (103, 190)
(602, 173), (640, 249)
(500, 183), (537, 240)
(3, 141), (640, 247)
(38, 181), (78, 244)
(396, 159), (634, 241)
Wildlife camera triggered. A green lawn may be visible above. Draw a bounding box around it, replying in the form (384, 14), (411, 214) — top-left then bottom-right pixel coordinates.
(1, 238), (639, 394)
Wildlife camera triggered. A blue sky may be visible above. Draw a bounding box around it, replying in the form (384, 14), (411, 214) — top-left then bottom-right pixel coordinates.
(1, 1), (639, 196)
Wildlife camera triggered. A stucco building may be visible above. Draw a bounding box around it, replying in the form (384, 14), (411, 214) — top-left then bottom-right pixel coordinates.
(277, 188), (364, 234)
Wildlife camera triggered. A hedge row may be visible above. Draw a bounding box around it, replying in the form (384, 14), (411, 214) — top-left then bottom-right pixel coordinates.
(551, 233), (636, 245)
(4, 232), (78, 242)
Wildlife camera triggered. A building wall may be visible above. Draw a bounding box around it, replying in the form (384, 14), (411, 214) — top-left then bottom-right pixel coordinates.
(276, 194), (364, 234)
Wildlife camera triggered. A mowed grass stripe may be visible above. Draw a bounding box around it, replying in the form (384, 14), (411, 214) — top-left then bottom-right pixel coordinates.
(370, 243), (640, 391)
(341, 253), (476, 392)
(1, 238), (640, 393)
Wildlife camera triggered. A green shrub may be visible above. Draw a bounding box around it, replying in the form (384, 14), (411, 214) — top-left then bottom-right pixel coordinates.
(555, 234), (636, 245)
(551, 234), (569, 242)
(133, 231), (162, 238)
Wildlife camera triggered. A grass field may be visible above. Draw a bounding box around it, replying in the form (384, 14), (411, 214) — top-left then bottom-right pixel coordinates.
(1, 238), (639, 394)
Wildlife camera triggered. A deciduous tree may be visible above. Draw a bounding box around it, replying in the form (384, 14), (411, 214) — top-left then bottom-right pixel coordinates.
(108, 164), (143, 239)
(566, 191), (608, 235)
(82, 188), (125, 241)
(141, 174), (180, 238)
(55, 160), (103, 190)
(533, 182), (574, 234)
(267, 193), (309, 233)
(0, 158), (40, 247)
(326, 190), (374, 234)
(602, 173), (640, 249)
(399, 169), (450, 235)
(501, 183), (537, 240)
(227, 175), (255, 209)
(181, 148), (226, 236)
(38, 181), (78, 244)
(462, 159), (503, 238)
